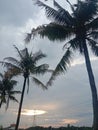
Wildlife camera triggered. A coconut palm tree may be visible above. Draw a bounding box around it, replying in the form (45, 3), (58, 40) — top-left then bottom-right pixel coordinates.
(0, 72), (20, 110)
(1, 46), (49, 130)
(26, 0), (98, 129)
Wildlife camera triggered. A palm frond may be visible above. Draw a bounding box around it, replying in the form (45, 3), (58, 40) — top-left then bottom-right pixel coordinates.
(4, 57), (20, 66)
(0, 62), (21, 77)
(86, 17), (98, 30)
(9, 91), (21, 95)
(0, 100), (3, 108)
(4, 71), (13, 79)
(10, 80), (18, 86)
(13, 45), (24, 60)
(84, 0), (98, 20)
(0, 82), (3, 90)
(46, 69), (54, 73)
(9, 95), (19, 103)
(25, 26), (45, 43)
(25, 23), (74, 43)
(88, 31), (98, 39)
(0, 73), (3, 79)
(74, 0), (98, 22)
(64, 37), (84, 54)
(5, 95), (19, 110)
(0, 98), (6, 108)
(0, 61), (19, 70)
(0, 95), (6, 101)
(63, 38), (78, 50)
(25, 33), (33, 43)
(20, 48), (29, 58)
(0, 72), (20, 109)
(35, 0), (73, 25)
(54, 0), (64, 10)
(39, 23), (74, 41)
(33, 50), (46, 63)
(53, 0), (73, 25)
(0, 95), (6, 108)
(87, 38), (98, 56)
(32, 77), (47, 90)
(47, 49), (72, 86)
(7, 67), (22, 77)
(85, 0), (98, 15)
(66, 0), (75, 12)
(32, 64), (49, 75)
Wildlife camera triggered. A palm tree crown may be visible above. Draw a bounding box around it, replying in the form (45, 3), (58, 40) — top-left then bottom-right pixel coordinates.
(26, 0), (98, 85)
(0, 72), (20, 110)
(25, 0), (98, 130)
(1, 46), (49, 90)
(1, 46), (50, 130)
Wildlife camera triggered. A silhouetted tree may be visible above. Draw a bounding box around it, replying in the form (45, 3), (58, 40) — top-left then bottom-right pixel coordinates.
(1, 46), (50, 130)
(26, 0), (98, 129)
(0, 72), (20, 110)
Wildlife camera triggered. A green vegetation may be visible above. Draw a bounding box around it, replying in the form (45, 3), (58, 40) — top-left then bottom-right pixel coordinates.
(26, 0), (98, 130)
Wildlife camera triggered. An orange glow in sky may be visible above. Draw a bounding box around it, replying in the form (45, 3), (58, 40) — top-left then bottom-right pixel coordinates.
(62, 119), (78, 124)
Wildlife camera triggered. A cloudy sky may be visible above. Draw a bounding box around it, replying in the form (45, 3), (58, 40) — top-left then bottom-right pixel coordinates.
(0, 0), (98, 128)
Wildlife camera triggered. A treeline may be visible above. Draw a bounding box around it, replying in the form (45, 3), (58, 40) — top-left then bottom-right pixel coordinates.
(26, 126), (93, 130)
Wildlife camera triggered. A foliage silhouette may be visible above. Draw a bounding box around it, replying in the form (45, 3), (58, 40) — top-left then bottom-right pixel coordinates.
(1, 46), (50, 130)
(0, 72), (20, 110)
(26, 0), (98, 129)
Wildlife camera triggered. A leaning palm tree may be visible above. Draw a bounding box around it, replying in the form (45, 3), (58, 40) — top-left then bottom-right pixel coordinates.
(26, 0), (98, 129)
(1, 46), (49, 130)
(0, 72), (20, 110)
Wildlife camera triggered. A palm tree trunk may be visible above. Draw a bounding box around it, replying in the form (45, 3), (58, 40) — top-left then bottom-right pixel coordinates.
(83, 41), (98, 130)
(6, 95), (9, 110)
(15, 77), (27, 130)
(0, 100), (3, 108)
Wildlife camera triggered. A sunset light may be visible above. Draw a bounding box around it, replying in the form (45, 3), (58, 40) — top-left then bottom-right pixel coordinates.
(1, 0), (98, 129)
(21, 109), (47, 116)
(62, 119), (78, 124)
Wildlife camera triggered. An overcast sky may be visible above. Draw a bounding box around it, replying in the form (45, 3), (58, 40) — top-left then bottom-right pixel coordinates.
(0, 0), (98, 128)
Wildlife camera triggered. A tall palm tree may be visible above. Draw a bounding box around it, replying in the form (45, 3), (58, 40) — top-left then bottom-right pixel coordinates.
(0, 72), (20, 110)
(26, 0), (98, 129)
(1, 46), (49, 130)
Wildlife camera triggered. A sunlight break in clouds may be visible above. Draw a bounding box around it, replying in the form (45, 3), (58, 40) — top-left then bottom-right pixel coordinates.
(21, 109), (47, 116)
(71, 56), (98, 67)
(62, 119), (79, 124)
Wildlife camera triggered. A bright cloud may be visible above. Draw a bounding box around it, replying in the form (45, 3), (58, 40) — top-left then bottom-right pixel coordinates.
(71, 56), (98, 67)
(21, 109), (47, 116)
(62, 119), (79, 124)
